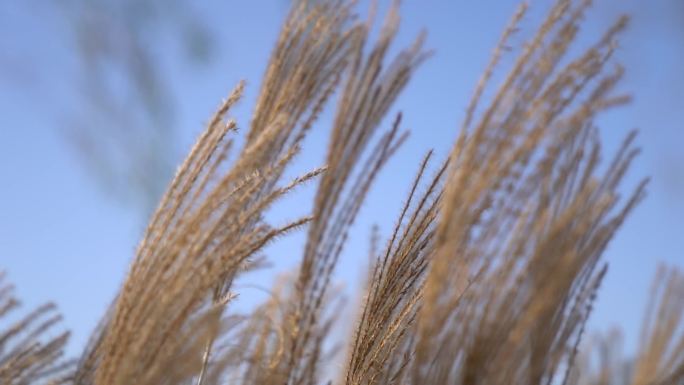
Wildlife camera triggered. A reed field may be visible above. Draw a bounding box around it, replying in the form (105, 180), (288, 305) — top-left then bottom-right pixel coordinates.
(2, 0), (682, 384)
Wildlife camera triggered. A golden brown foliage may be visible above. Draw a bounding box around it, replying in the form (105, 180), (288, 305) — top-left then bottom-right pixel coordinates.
(2, 0), (681, 384)
(569, 265), (684, 385)
(0, 273), (71, 384)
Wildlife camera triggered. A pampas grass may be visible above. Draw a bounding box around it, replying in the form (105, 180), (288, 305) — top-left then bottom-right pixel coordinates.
(0, 273), (72, 384)
(3, 0), (683, 384)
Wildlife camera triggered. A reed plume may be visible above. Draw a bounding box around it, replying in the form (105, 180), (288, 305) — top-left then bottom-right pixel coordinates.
(568, 265), (684, 385)
(0, 273), (72, 384)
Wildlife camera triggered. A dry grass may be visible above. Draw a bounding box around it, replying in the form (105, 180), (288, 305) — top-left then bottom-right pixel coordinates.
(2, 0), (683, 384)
(568, 265), (684, 385)
(0, 273), (71, 384)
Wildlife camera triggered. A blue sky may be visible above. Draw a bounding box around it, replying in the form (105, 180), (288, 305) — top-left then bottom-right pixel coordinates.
(1, 0), (682, 358)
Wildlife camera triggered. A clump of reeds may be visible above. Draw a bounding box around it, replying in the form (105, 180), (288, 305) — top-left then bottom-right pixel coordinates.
(0, 273), (72, 384)
(3, 0), (683, 384)
(567, 265), (684, 385)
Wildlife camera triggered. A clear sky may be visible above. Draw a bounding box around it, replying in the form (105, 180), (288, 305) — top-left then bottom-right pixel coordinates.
(1, 0), (682, 359)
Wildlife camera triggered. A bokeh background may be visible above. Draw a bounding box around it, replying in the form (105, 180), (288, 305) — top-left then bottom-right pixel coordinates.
(1, 0), (682, 358)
